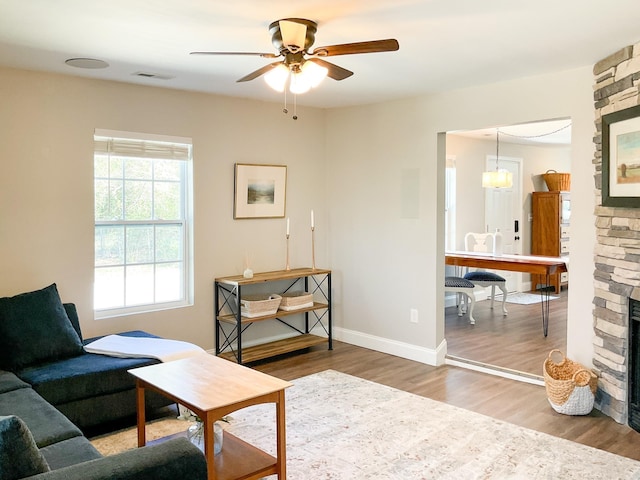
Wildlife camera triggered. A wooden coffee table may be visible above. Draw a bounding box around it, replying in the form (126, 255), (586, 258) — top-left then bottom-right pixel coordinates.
(128, 354), (292, 480)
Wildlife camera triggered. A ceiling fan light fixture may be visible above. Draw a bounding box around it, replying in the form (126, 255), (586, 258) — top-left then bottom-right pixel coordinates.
(279, 20), (308, 53)
(289, 70), (312, 94)
(301, 60), (328, 88)
(264, 64), (289, 92)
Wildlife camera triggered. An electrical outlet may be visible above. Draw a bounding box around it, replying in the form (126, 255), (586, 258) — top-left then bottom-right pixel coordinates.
(410, 308), (419, 323)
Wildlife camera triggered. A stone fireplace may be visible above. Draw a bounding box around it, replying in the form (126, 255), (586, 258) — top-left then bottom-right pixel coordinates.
(592, 42), (640, 423)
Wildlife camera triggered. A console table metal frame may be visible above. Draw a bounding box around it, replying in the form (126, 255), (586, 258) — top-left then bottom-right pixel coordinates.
(214, 268), (332, 364)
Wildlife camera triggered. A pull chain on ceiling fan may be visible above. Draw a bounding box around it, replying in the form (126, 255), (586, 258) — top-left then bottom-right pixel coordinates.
(191, 18), (399, 119)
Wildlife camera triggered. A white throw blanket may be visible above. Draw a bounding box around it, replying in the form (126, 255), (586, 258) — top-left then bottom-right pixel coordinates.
(84, 334), (206, 363)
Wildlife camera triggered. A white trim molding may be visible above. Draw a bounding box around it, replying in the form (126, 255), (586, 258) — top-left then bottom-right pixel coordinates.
(332, 327), (447, 366)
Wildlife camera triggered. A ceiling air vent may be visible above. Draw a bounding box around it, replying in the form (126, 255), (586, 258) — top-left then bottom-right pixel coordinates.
(132, 72), (174, 80)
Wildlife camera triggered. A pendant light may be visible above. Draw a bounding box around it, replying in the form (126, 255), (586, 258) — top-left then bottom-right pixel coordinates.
(482, 128), (513, 188)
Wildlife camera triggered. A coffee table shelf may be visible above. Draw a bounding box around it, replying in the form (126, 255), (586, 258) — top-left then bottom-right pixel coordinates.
(215, 432), (276, 480)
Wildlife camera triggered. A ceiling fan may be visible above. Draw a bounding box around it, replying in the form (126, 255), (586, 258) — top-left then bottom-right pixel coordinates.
(190, 18), (399, 94)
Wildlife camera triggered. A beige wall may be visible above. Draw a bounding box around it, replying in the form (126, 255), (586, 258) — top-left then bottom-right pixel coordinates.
(1, 64), (596, 369)
(326, 66), (596, 368)
(0, 67), (327, 347)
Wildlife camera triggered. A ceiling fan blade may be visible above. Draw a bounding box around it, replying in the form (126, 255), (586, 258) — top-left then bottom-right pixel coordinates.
(236, 62), (283, 82)
(190, 51), (279, 59)
(311, 39), (399, 57)
(279, 19), (307, 52)
(308, 58), (353, 81)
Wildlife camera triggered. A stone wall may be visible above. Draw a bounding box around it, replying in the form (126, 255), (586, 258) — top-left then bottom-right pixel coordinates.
(593, 41), (640, 423)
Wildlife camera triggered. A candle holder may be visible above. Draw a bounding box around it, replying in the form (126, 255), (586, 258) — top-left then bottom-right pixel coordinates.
(285, 234), (291, 271)
(311, 226), (316, 271)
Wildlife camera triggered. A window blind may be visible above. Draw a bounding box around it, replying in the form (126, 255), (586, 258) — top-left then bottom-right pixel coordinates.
(94, 129), (191, 160)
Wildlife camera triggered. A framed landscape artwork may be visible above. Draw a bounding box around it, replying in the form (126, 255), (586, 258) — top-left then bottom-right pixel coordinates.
(234, 163), (287, 219)
(602, 104), (640, 207)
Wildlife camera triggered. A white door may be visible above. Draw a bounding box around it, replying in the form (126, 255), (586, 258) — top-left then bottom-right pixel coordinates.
(484, 156), (523, 292)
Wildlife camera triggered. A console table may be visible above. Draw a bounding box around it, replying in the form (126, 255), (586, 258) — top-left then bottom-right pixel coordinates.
(214, 268), (332, 364)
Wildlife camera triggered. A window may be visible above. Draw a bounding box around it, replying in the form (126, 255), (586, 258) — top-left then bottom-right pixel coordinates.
(93, 129), (193, 318)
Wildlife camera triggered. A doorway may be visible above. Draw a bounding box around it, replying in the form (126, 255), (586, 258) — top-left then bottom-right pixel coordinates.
(444, 119), (571, 377)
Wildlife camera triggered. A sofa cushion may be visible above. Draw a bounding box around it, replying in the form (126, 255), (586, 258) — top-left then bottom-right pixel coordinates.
(0, 284), (84, 371)
(18, 331), (162, 406)
(0, 370), (30, 394)
(28, 438), (207, 480)
(56, 386), (173, 430)
(39, 435), (102, 470)
(19, 352), (160, 406)
(0, 388), (82, 448)
(0, 415), (50, 480)
(63, 303), (83, 342)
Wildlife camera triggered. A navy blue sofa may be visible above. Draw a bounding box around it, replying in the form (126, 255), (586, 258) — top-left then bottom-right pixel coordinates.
(0, 371), (206, 480)
(0, 284), (206, 479)
(14, 303), (174, 430)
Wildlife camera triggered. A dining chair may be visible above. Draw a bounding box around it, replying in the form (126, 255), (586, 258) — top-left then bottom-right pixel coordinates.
(463, 232), (508, 316)
(444, 276), (476, 324)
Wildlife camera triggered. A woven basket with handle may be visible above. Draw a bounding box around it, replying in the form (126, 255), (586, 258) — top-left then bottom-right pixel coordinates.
(543, 170), (571, 191)
(543, 349), (597, 415)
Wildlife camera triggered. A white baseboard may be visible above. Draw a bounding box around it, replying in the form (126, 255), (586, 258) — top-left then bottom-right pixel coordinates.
(333, 327), (446, 366)
(208, 326), (447, 367)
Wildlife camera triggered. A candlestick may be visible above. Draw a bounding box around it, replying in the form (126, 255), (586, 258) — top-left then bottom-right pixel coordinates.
(285, 233), (290, 271)
(311, 226), (316, 271)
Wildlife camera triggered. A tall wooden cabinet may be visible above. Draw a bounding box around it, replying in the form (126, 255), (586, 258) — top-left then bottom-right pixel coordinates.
(531, 191), (570, 293)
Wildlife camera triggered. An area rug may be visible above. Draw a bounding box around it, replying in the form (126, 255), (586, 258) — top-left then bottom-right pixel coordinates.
(494, 292), (558, 305)
(90, 370), (640, 479)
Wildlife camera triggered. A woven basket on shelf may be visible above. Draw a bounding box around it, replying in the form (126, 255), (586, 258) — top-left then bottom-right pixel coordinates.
(543, 170), (571, 191)
(543, 349), (597, 415)
(279, 291), (314, 311)
(239, 294), (282, 318)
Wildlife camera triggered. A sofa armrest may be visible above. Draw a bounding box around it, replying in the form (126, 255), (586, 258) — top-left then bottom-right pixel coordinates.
(28, 438), (207, 480)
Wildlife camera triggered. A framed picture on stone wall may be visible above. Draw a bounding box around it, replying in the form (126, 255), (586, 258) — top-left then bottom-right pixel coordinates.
(234, 163), (287, 219)
(603, 104), (640, 207)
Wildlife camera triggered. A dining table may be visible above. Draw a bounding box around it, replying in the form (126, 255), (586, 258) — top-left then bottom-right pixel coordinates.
(445, 251), (568, 336)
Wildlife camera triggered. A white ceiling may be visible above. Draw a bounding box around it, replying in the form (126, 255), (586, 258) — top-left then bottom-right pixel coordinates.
(0, 0), (639, 111)
(451, 119), (573, 146)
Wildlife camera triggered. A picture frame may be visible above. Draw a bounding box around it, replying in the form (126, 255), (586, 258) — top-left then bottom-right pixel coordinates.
(602, 104), (640, 207)
(234, 163), (287, 219)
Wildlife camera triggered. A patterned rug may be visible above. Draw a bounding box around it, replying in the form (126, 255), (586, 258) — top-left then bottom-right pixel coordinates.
(91, 370), (640, 479)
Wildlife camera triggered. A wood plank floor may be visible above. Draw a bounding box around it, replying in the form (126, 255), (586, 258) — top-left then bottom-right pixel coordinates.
(250, 338), (640, 462)
(445, 290), (567, 376)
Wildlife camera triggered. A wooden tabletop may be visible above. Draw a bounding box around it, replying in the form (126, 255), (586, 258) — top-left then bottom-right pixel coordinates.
(215, 267), (331, 286)
(128, 354), (292, 411)
(445, 251), (567, 276)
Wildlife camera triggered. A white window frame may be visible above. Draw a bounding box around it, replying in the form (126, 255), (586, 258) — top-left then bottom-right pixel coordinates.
(93, 129), (194, 319)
